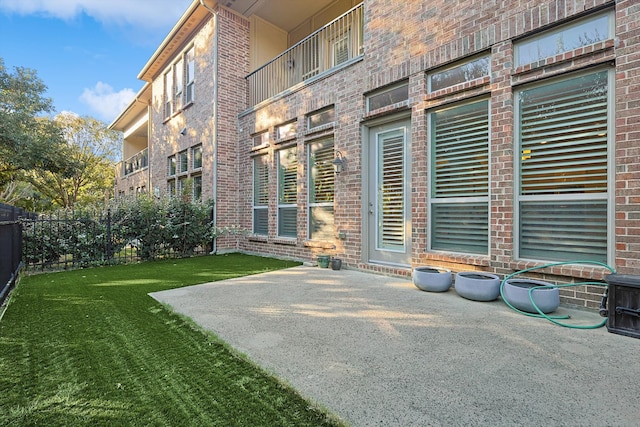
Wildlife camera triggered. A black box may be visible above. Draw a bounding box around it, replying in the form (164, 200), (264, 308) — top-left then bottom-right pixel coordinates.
(605, 274), (640, 339)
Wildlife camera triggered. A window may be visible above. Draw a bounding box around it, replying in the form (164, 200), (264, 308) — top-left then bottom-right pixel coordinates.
(276, 120), (297, 140)
(429, 56), (490, 92)
(516, 12), (613, 66)
(516, 70), (610, 262)
(252, 131), (270, 148)
(253, 155), (269, 235)
(331, 32), (350, 66)
(430, 99), (490, 254)
(168, 156), (176, 176)
(164, 69), (173, 118)
(167, 180), (176, 197)
(307, 107), (335, 130)
(277, 147), (298, 238)
(192, 175), (202, 200)
(178, 150), (188, 174)
(192, 145), (202, 169)
(177, 176), (188, 196)
(308, 138), (335, 240)
(186, 47), (195, 104)
(366, 82), (409, 112)
(174, 58), (184, 111)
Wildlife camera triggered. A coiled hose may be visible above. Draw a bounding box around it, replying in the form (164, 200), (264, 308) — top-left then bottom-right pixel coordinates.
(500, 261), (615, 329)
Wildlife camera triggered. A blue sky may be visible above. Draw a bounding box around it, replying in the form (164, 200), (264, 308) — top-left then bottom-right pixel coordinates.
(0, 0), (193, 123)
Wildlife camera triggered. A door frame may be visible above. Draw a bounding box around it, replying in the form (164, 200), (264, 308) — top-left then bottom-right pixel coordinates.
(361, 112), (412, 266)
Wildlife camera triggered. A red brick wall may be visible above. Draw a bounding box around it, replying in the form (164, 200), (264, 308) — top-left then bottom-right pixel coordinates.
(234, 0), (638, 310)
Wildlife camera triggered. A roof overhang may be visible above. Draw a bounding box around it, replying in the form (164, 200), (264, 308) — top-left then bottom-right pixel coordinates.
(108, 83), (152, 132)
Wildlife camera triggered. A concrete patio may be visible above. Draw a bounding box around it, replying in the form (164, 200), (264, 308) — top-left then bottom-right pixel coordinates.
(150, 266), (640, 426)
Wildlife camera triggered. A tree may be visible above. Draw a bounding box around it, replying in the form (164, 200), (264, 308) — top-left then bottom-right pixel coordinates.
(25, 112), (121, 209)
(0, 58), (75, 189)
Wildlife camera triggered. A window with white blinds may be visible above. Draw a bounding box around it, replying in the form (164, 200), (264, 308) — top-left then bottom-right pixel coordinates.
(308, 139), (335, 240)
(277, 147), (298, 238)
(517, 70), (610, 262)
(252, 155), (269, 235)
(378, 129), (406, 251)
(430, 99), (489, 254)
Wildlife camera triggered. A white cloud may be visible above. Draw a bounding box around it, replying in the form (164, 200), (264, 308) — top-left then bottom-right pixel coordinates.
(79, 82), (135, 122)
(0, 0), (192, 29)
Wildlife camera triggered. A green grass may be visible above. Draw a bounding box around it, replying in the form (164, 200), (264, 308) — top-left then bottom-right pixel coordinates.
(0, 254), (344, 426)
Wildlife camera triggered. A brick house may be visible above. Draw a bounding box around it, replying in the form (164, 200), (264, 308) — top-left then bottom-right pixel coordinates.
(110, 0), (639, 309)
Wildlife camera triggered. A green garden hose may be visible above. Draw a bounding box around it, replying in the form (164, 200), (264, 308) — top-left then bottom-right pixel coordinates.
(500, 260), (616, 329)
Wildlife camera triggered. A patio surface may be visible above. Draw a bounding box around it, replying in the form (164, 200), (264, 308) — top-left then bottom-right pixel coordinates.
(150, 266), (640, 426)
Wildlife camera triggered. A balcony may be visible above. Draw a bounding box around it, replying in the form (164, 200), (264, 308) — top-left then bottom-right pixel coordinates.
(247, 3), (363, 106)
(122, 148), (148, 177)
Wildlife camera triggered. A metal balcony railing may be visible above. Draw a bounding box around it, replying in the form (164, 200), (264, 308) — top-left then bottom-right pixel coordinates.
(122, 148), (148, 177)
(247, 3), (363, 106)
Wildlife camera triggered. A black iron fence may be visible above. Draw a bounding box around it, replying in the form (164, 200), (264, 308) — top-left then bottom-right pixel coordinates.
(0, 203), (36, 307)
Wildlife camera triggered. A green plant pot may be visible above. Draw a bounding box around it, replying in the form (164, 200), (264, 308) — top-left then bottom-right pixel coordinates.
(317, 255), (330, 268)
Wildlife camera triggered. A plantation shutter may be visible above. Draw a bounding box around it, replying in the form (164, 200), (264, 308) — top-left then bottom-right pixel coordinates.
(430, 100), (489, 254)
(377, 129), (405, 250)
(518, 71), (609, 262)
(278, 148), (298, 238)
(253, 155), (268, 235)
(333, 33), (350, 66)
(308, 140), (335, 240)
(310, 144), (334, 203)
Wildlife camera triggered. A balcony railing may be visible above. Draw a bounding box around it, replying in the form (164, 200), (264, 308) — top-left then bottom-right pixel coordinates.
(122, 148), (148, 177)
(247, 3), (363, 106)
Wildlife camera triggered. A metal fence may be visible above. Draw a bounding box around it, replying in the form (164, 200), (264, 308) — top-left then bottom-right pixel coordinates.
(0, 203), (36, 307)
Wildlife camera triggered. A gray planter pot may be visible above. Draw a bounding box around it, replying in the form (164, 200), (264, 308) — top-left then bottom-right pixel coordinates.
(413, 267), (452, 292)
(455, 272), (501, 301)
(502, 278), (560, 313)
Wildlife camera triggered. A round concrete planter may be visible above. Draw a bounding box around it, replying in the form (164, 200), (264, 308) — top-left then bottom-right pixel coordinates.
(454, 272), (501, 301)
(413, 267), (452, 292)
(502, 278), (560, 314)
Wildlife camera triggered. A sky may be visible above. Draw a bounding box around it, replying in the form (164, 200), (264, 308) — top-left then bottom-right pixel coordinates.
(0, 0), (193, 124)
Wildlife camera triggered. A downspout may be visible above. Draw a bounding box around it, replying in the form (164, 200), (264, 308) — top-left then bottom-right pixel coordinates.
(200, 0), (219, 254)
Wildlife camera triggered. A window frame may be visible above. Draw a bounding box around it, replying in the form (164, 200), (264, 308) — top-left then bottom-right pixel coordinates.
(428, 98), (491, 255)
(178, 150), (188, 174)
(366, 82), (409, 112)
(306, 106), (335, 131)
(167, 155), (177, 176)
(276, 120), (298, 141)
(185, 46), (195, 105)
(428, 55), (490, 93)
(307, 137), (335, 241)
(164, 69), (173, 119)
(192, 145), (203, 170)
(252, 155), (269, 235)
(514, 10), (614, 67)
(513, 68), (614, 264)
(277, 146), (298, 238)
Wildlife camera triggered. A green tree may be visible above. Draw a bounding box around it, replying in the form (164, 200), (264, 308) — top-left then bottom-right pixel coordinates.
(25, 112), (121, 209)
(0, 58), (74, 189)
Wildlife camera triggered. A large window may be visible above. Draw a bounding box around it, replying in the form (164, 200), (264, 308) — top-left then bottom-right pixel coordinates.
(252, 155), (269, 235)
(277, 147), (298, 238)
(516, 11), (613, 66)
(516, 70), (610, 262)
(174, 58), (184, 111)
(178, 150), (188, 174)
(192, 145), (202, 170)
(430, 99), (489, 254)
(308, 139), (335, 240)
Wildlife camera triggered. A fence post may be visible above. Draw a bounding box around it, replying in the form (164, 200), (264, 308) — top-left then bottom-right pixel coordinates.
(106, 209), (113, 261)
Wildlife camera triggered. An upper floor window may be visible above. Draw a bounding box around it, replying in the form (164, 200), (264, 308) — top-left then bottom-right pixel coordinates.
(429, 56), (490, 92)
(307, 106), (335, 130)
(164, 46), (195, 118)
(174, 58), (184, 111)
(366, 82), (409, 112)
(164, 69), (173, 119)
(515, 11), (613, 66)
(186, 47), (195, 104)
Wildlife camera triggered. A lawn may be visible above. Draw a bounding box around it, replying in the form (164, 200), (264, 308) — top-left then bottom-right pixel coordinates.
(0, 254), (344, 426)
